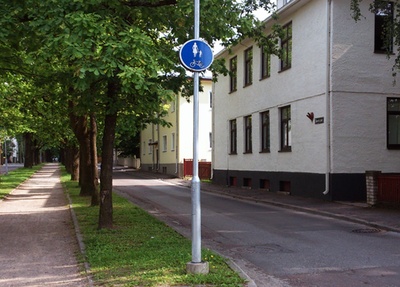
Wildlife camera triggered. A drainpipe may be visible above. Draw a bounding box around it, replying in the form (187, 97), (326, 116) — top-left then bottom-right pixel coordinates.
(175, 96), (179, 175)
(157, 122), (160, 171)
(323, 0), (332, 196)
(151, 124), (155, 170)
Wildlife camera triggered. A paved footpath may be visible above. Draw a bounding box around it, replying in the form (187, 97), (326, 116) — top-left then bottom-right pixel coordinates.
(0, 163), (88, 287)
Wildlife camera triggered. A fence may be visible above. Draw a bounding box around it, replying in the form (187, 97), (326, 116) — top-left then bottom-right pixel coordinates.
(183, 159), (211, 180)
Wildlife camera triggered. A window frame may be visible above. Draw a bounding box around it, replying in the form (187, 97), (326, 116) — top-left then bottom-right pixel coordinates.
(148, 139), (153, 154)
(244, 115), (252, 153)
(229, 119), (237, 154)
(374, 1), (394, 54)
(280, 22), (292, 71)
(280, 106), (292, 152)
(244, 47), (253, 87)
(171, 132), (175, 151)
(229, 56), (238, 93)
(260, 111), (270, 153)
(387, 97), (400, 149)
(261, 45), (271, 79)
(162, 135), (167, 152)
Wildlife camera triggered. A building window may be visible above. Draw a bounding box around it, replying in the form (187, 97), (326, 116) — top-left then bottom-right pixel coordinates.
(143, 141), (146, 155)
(229, 119), (237, 154)
(148, 139), (153, 154)
(261, 45), (271, 79)
(244, 115), (252, 153)
(209, 132), (212, 148)
(243, 178), (252, 188)
(260, 111), (270, 152)
(280, 22), (292, 71)
(374, 1), (393, 53)
(244, 47), (253, 86)
(171, 133), (175, 151)
(387, 98), (400, 149)
(170, 101), (176, 112)
(229, 56), (237, 92)
(280, 106), (291, 151)
(209, 91), (213, 108)
(162, 135), (167, 152)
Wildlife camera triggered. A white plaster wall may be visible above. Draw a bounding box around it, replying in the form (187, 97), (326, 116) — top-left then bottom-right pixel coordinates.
(158, 102), (177, 165)
(140, 124), (155, 166)
(330, 92), (398, 173)
(178, 79), (213, 162)
(330, 0), (400, 173)
(213, 0), (329, 173)
(331, 0), (399, 93)
(140, 79), (212, 167)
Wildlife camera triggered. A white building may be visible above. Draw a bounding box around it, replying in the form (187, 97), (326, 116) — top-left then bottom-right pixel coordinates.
(212, 0), (400, 201)
(140, 78), (213, 177)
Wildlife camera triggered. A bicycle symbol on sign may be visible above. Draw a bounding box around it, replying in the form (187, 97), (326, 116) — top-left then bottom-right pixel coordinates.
(190, 59), (204, 68)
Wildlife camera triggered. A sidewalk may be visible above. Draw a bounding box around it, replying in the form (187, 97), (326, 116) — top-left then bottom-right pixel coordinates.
(137, 171), (400, 233)
(0, 163), (88, 287)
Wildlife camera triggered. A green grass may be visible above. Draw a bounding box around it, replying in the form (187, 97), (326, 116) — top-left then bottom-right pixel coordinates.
(61, 167), (245, 287)
(0, 164), (44, 199)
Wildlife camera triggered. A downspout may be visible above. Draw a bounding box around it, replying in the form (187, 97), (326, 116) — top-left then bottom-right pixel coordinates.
(151, 124), (155, 170)
(210, 83), (214, 180)
(323, 0), (332, 195)
(157, 122), (160, 171)
(175, 96), (179, 175)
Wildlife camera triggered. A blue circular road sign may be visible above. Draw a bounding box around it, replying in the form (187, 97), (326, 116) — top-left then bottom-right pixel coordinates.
(179, 39), (214, 72)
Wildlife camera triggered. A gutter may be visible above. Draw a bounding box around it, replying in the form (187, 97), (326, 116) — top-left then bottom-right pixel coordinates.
(323, 0), (332, 196)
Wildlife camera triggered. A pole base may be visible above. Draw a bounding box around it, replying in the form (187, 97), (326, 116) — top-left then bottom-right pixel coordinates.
(186, 261), (209, 274)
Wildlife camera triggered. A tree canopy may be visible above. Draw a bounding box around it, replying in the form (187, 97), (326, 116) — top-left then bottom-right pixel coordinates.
(0, 0), (278, 228)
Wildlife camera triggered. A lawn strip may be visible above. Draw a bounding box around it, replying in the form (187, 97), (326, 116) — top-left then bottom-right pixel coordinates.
(61, 167), (245, 287)
(0, 164), (43, 199)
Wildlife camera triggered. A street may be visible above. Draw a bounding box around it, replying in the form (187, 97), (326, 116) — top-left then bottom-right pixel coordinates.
(0, 163), (23, 175)
(113, 170), (400, 287)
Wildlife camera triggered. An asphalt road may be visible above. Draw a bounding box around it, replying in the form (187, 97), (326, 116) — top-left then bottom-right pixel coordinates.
(113, 170), (400, 287)
(0, 163), (23, 174)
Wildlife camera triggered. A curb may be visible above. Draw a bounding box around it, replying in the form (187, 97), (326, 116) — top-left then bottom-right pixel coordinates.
(65, 190), (94, 287)
(163, 178), (400, 234)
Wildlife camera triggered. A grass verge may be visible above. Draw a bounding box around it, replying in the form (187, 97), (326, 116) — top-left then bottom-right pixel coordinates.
(60, 167), (245, 287)
(0, 164), (43, 199)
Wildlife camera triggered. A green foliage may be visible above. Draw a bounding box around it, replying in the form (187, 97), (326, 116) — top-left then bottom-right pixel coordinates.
(0, 0), (279, 226)
(0, 0), (279, 144)
(61, 167), (245, 286)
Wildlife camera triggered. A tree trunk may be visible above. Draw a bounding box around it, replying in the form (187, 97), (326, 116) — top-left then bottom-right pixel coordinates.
(90, 114), (99, 206)
(78, 128), (92, 196)
(69, 100), (98, 197)
(71, 145), (80, 181)
(24, 132), (33, 168)
(98, 80), (118, 229)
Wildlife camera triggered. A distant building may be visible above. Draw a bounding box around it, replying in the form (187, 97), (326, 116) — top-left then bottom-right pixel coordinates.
(212, 0), (400, 201)
(140, 78), (213, 177)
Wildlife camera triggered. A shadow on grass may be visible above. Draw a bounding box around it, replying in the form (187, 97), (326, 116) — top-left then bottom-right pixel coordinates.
(61, 167), (245, 287)
(0, 165), (43, 199)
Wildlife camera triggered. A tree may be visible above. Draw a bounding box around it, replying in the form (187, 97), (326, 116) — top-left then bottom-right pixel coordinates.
(0, 0), (278, 229)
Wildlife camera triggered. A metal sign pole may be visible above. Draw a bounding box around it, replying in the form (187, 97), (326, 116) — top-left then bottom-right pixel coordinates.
(186, 0), (209, 274)
(192, 0), (200, 263)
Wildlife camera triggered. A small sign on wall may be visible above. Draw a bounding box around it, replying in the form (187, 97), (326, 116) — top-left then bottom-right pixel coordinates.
(315, 117), (324, 124)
